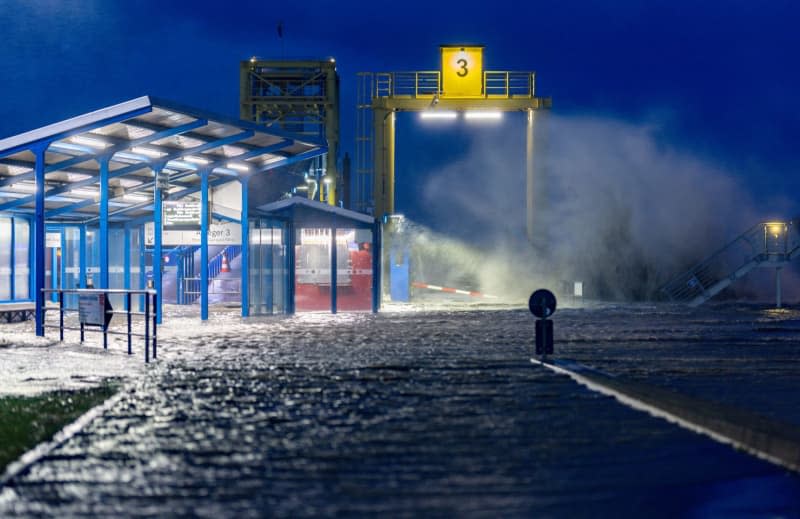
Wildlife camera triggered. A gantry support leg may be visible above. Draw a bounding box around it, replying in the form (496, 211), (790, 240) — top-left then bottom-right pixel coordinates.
(526, 109), (537, 244)
(372, 108), (395, 220)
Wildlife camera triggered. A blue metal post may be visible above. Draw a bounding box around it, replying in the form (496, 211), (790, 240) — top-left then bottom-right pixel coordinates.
(153, 169), (163, 325)
(138, 225), (145, 311)
(200, 170), (209, 320)
(240, 176), (250, 317)
(34, 145), (46, 336)
(10, 217), (15, 300)
(266, 222), (274, 313)
(372, 221), (381, 313)
(79, 226), (87, 288)
(99, 156), (110, 289)
(123, 227), (131, 310)
(59, 229), (66, 302)
(286, 220), (295, 314)
(331, 219), (337, 314)
(176, 249), (183, 305)
(27, 218), (34, 302)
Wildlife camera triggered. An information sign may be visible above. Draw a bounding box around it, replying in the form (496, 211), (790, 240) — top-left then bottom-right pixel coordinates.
(144, 221), (241, 246)
(46, 232), (61, 248)
(440, 45), (484, 98)
(163, 200), (202, 230)
(78, 293), (113, 329)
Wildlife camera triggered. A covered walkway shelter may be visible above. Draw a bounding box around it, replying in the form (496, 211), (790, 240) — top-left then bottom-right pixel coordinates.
(0, 96), (327, 336)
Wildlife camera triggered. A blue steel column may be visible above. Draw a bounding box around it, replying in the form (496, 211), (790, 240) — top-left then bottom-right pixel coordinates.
(240, 176), (250, 317)
(10, 217), (15, 300)
(286, 220), (295, 314)
(138, 224), (145, 311)
(99, 156), (110, 289)
(372, 221), (380, 313)
(200, 170), (209, 320)
(33, 145), (47, 336)
(59, 229), (66, 300)
(27, 218), (33, 301)
(123, 227), (131, 310)
(266, 223), (274, 313)
(153, 169), (163, 325)
(79, 226), (87, 288)
(330, 218), (337, 314)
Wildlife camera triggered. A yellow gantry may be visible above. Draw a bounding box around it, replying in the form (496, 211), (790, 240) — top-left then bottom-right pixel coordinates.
(360, 45), (551, 241)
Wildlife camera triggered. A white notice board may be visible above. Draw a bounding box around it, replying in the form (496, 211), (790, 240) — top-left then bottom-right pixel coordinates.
(78, 293), (105, 326)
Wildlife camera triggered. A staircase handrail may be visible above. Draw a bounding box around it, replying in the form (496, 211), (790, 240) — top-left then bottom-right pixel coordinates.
(660, 221), (785, 301)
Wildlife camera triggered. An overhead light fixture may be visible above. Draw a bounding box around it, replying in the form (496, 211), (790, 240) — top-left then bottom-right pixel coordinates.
(123, 193), (149, 203)
(227, 162), (250, 172)
(11, 183), (38, 193)
(166, 160), (198, 171)
(420, 111), (458, 120)
(71, 135), (109, 148)
(183, 155), (210, 165)
(6, 165), (32, 175)
(464, 111), (503, 120)
(70, 187), (99, 197)
(131, 146), (166, 158)
(322, 177), (333, 184)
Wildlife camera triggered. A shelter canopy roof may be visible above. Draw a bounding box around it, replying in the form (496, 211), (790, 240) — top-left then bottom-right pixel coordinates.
(258, 196), (376, 227)
(0, 96), (326, 224)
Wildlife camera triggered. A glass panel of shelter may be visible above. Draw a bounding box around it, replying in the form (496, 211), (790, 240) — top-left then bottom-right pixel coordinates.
(248, 218), (287, 315)
(295, 226), (373, 313)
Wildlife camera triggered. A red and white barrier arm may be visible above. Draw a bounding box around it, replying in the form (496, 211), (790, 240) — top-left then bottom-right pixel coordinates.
(411, 281), (499, 299)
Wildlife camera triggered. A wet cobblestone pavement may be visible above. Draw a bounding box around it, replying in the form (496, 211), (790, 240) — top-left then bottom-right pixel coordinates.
(2, 304), (800, 517)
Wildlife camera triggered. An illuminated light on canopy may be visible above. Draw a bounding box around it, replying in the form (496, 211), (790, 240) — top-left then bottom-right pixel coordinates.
(71, 135), (109, 148)
(464, 111), (503, 120)
(227, 162), (250, 172)
(420, 111), (458, 120)
(131, 146), (166, 158)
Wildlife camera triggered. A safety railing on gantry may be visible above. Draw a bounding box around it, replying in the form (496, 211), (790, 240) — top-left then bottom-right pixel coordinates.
(42, 288), (158, 363)
(371, 70), (536, 99)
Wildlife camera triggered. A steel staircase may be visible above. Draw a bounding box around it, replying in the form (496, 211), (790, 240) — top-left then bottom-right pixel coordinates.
(180, 245), (242, 304)
(660, 221), (800, 306)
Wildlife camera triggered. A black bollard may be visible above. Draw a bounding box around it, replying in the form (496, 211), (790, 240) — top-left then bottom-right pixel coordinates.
(529, 289), (557, 358)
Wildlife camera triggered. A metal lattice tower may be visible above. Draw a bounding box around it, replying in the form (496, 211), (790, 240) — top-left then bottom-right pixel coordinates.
(240, 58), (340, 205)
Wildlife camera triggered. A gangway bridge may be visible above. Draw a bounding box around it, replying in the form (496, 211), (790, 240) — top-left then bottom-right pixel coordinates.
(660, 221), (800, 307)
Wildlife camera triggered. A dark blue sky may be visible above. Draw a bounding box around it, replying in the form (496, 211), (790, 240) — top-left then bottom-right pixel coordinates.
(2, 0), (798, 220)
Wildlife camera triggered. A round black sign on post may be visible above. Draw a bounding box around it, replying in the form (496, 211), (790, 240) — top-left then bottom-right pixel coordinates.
(529, 289), (557, 358)
(529, 289), (557, 319)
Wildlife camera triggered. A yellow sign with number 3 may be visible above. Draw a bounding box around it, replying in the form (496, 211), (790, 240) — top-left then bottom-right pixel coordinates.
(440, 45), (484, 98)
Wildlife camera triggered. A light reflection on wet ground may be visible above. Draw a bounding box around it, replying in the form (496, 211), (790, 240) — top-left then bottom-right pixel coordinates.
(2, 303), (800, 517)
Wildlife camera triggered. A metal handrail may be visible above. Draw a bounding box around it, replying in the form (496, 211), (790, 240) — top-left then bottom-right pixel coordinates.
(660, 221), (797, 302)
(42, 288), (158, 363)
(372, 70), (535, 99)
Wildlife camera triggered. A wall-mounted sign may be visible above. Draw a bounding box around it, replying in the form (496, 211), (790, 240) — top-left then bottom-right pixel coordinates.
(144, 221), (241, 247)
(46, 232), (61, 248)
(163, 200), (202, 230)
(156, 170), (170, 191)
(440, 45), (484, 98)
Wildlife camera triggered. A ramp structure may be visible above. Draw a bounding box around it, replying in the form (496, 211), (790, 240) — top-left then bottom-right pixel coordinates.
(661, 221), (800, 307)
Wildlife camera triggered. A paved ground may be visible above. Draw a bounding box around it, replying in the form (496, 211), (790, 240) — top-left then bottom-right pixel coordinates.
(1, 303), (800, 517)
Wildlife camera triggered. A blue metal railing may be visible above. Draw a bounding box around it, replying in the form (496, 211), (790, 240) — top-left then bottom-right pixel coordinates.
(42, 288), (157, 363)
(182, 245), (242, 304)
